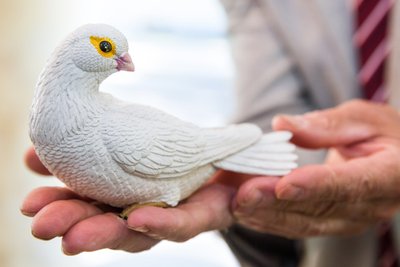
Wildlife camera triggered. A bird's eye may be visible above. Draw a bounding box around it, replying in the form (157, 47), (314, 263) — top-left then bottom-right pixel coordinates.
(90, 36), (116, 58)
(99, 41), (113, 53)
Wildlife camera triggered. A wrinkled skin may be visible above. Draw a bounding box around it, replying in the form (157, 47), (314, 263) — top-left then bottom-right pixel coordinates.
(233, 100), (400, 238)
(21, 100), (400, 254)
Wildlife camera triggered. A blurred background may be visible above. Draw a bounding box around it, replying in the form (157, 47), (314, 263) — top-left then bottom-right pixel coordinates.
(0, 0), (240, 266)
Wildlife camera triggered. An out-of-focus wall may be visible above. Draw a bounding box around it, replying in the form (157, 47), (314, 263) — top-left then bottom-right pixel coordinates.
(0, 1), (74, 266)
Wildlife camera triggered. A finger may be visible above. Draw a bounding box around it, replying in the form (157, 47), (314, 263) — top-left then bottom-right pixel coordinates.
(62, 213), (158, 255)
(275, 152), (400, 201)
(278, 199), (400, 223)
(233, 176), (344, 218)
(233, 176), (280, 213)
(272, 100), (399, 148)
(233, 176), (359, 221)
(21, 187), (82, 216)
(235, 208), (369, 239)
(238, 191), (400, 223)
(31, 199), (103, 240)
(127, 184), (235, 242)
(234, 168), (400, 220)
(211, 170), (255, 189)
(24, 147), (52, 175)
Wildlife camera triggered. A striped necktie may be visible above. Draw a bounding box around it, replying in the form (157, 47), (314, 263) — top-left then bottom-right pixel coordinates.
(354, 0), (393, 102)
(354, 1), (396, 267)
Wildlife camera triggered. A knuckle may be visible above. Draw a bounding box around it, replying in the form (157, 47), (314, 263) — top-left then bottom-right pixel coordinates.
(356, 173), (376, 201)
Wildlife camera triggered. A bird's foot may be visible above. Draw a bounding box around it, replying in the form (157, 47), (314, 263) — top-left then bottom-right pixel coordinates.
(119, 202), (170, 220)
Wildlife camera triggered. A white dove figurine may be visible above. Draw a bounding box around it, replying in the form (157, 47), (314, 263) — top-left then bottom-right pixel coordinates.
(29, 24), (297, 218)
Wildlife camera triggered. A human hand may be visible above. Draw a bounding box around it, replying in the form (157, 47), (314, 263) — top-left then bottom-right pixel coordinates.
(232, 100), (400, 238)
(22, 148), (235, 254)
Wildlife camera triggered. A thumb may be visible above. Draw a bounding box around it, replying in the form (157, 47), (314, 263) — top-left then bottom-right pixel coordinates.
(272, 100), (381, 149)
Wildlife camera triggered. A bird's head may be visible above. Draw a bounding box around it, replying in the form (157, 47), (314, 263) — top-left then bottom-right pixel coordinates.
(57, 24), (134, 76)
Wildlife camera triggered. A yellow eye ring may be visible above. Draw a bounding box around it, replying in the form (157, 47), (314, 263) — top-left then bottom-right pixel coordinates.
(90, 36), (116, 58)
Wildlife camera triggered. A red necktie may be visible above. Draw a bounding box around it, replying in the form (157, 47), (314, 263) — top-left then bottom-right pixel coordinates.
(354, 1), (396, 267)
(354, 0), (393, 102)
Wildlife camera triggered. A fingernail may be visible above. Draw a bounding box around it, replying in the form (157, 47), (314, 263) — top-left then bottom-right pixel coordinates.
(280, 115), (309, 128)
(277, 185), (305, 200)
(62, 244), (79, 256)
(62, 247), (74, 256)
(146, 232), (164, 240)
(128, 226), (149, 233)
(20, 210), (35, 217)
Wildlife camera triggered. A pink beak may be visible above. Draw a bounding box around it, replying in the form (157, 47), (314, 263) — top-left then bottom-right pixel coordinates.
(116, 52), (135, 72)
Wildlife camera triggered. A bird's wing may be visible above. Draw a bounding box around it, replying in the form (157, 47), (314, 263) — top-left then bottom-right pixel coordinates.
(101, 104), (261, 179)
(101, 104), (204, 178)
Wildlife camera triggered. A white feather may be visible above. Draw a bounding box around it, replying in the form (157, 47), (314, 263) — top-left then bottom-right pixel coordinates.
(214, 131), (298, 176)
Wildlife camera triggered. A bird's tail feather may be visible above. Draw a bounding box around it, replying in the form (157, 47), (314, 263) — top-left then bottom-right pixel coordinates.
(213, 131), (297, 176)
